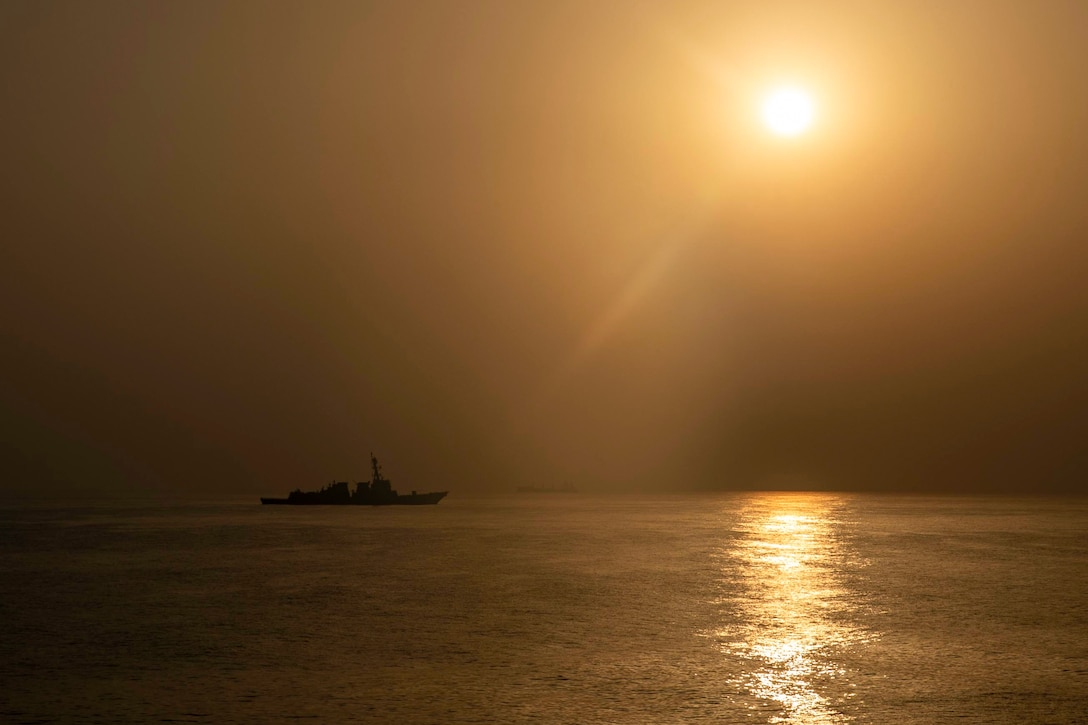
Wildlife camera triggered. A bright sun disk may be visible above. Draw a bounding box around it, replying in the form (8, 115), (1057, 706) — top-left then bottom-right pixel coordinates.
(762, 87), (815, 137)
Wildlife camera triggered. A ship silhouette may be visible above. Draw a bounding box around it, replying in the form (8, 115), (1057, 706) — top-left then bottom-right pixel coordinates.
(260, 454), (448, 506)
(516, 483), (577, 493)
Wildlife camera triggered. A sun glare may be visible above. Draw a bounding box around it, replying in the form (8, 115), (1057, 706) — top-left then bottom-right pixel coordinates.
(761, 87), (815, 137)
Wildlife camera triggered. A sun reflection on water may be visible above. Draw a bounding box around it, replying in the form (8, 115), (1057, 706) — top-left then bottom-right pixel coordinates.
(713, 495), (872, 723)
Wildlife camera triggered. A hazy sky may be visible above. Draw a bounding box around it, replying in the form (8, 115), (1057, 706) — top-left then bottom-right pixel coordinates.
(2, 1), (1086, 496)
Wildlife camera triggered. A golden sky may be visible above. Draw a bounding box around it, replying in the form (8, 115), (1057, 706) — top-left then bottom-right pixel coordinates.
(2, 1), (1086, 495)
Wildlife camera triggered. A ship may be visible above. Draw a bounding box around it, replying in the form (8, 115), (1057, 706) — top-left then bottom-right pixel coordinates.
(260, 454), (448, 506)
(516, 483), (578, 494)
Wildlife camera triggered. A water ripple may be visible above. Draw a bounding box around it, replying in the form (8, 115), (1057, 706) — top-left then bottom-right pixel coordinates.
(711, 494), (875, 723)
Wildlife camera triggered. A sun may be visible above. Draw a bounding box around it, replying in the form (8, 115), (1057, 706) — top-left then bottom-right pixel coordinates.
(761, 86), (816, 137)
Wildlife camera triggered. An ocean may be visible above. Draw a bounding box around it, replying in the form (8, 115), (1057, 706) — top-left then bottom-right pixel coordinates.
(1, 493), (1085, 724)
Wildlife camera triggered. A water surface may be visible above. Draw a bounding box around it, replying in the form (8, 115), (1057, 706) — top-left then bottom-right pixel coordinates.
(1, 494), (1085, 723)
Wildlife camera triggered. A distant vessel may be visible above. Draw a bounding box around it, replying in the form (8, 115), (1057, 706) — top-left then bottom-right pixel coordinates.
(516, 483), (578, 494)
(261, 454), (448, 506)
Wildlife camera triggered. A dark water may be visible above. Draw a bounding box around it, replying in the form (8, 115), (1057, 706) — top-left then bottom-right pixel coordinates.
(1, 494), (1085, 723)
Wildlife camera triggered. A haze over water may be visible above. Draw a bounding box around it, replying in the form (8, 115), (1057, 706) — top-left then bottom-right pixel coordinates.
(3, 493), (1084, 723)
(5, 1), (1088, 499)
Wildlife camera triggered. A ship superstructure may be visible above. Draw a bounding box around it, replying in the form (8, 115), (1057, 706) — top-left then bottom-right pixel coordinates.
(261, 454), (447, 505)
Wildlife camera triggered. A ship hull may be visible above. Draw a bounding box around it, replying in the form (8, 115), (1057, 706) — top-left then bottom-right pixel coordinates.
(260, 492), (448, 506)
(392, 492), (448, 505)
